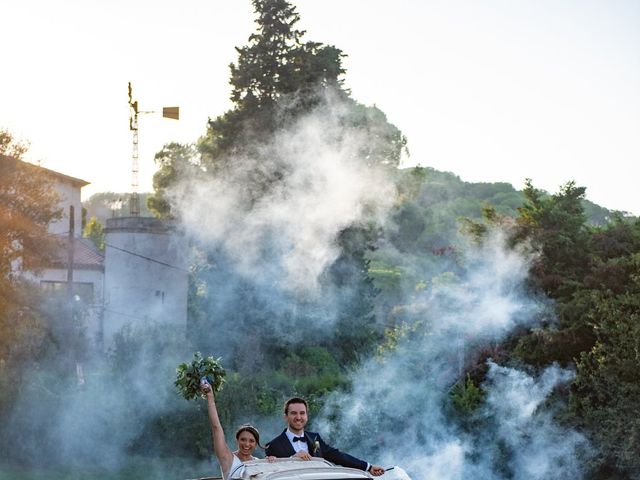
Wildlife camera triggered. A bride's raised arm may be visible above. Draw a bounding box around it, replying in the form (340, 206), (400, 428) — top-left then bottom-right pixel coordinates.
(202, 381), (234, 477)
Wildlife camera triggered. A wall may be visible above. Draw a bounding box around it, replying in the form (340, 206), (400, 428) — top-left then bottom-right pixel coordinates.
(102, 217), (188, 344)
(48, 179), (84, 236)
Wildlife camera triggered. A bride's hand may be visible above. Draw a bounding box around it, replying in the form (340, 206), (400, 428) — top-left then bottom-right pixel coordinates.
(201, 382), (212, 395)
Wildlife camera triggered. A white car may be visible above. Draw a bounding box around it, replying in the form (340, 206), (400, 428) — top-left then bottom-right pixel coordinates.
(189, 458), (378, 480)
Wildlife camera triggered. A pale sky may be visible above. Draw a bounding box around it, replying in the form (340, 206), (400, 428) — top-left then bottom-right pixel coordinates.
(2, 0), (639, 215)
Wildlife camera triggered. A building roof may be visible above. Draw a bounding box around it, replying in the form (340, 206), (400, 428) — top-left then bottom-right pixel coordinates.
(49, 236), (105, 270)
(39, 164), (90, 187)
(1, 155), (90, 187)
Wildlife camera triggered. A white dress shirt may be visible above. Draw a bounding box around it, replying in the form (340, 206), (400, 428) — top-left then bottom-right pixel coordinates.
(285, 428), (309, 454)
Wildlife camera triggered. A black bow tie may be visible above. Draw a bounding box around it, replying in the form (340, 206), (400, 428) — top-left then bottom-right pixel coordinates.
(292, 436), (305, 442)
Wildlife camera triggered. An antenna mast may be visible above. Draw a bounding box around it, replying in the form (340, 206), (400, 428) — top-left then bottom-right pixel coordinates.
(128, 82), (140, 216)
(127, 82), (179, 217)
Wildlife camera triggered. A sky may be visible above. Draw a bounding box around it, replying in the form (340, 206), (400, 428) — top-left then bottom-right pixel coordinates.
(2, 0), (639, 215)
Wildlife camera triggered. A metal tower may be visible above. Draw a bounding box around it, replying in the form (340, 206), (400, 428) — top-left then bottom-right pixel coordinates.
(128, 82), (141, 216)
(127, 82), (179, 217)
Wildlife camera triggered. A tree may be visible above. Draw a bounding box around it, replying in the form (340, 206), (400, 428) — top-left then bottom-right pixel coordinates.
(229, 0), (341, 107)
(150, 0), (406, 217)
(514, 179), (591, 299)
(565, 218), (640, 478)
(197, 0), (350, 171)
(327, 226), (383, 365)
(147, 142), (199, 218)
(571, 268), (640, 477)
(0, 128), (62, 412)
(0, 130), (62, 315)
(83, 191), (152, 222)
(466, 183), (640, 476)
(205, 0), (405, 167)
(83, 216), (105, 250)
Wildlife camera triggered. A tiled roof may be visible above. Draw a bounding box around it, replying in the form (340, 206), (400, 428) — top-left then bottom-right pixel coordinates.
(50, 236), (105, 270)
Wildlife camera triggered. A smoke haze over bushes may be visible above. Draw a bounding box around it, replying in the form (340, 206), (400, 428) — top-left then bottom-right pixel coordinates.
(170, 93), (399, 360)
(173, 94), (396, 295)
(315, 233), (590, 480)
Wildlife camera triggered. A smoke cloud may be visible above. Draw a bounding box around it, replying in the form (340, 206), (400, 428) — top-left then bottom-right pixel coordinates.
(173, 95), (396, 295)
(314, 233), (590, 480)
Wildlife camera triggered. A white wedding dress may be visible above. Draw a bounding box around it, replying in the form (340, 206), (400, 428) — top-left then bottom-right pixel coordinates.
(225, 454), (247, 479)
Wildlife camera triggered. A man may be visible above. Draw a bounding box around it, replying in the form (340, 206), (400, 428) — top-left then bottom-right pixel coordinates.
(265, 397), (385, 476)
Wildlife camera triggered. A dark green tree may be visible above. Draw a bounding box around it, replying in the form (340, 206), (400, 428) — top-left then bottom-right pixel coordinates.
(465, 182), (640, 476)
(565, 217), (640, 478)
(147, 142), (199, 218)
(571, 265), (640, 477)
(197, 0), (349, 179)
(514, 179), (591, 299)
(229, 0), (344, 107)
(327, 226), (383, 365)
(150, 0), (405, 216)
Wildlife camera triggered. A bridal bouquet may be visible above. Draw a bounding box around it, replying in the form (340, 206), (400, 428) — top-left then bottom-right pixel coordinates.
(175, 352), (226, 401)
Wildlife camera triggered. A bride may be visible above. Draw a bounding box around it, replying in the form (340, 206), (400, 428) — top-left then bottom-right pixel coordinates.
(201, 381), (273, 479)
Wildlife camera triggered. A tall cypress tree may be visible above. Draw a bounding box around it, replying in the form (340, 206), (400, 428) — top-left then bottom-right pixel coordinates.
(150, 0), (406, 215)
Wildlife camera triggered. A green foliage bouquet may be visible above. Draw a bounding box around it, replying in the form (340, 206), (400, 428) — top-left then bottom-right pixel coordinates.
(175, 352), (226, 401)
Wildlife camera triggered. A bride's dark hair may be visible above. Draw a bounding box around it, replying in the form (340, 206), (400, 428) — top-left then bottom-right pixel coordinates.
(235, 424), (264, 449)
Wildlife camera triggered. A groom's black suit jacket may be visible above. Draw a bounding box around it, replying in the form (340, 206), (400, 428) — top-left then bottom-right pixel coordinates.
(265, 429), (368, 471)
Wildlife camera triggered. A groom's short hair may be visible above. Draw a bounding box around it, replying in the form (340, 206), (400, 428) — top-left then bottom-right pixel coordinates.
(284, 396), (308, 414)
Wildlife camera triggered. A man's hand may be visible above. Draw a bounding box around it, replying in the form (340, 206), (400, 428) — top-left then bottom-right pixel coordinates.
(292, 451), (313, 461)
(368, 465), (385, 476)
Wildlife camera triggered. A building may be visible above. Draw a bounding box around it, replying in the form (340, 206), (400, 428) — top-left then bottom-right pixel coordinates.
(102, 216), (188, 343)
(7, 158), (187, 348)
(13, 161), (106, 346)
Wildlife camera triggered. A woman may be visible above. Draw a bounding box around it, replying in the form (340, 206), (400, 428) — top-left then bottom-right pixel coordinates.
(201, 380), (272, 479)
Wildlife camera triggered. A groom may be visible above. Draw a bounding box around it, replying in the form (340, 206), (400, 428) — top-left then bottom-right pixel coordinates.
(265, 397), (384, 476)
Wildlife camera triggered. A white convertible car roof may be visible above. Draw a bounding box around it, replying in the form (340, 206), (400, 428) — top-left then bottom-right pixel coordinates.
(188, 458), (373, 480)
(242, 459), (372, 480)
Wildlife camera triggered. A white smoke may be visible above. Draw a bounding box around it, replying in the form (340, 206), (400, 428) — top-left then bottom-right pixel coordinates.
(315, 232), (589, 480)
(173, 97), (396, 294)
(480, 362), (588, 480)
